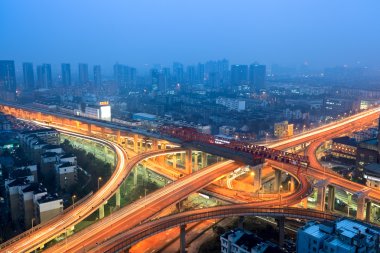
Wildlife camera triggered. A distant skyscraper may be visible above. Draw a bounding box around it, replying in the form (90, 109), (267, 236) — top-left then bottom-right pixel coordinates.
(151, 69), (159, 91)
(230, 65), (248, 87)
(197, 63), (205, 84)
(186, 65), (196, 86)
(172, 62), (184, 84)
(36, 64), (52, 89)
(61, 63), (71, 86)
(113, 63), (137, 90)
(23, 62), (35, 90)
(249, 64), (266, 90)
(93, 65), (102, 86)
(78, 63), (89, 85)
(0, 60), (17, 92)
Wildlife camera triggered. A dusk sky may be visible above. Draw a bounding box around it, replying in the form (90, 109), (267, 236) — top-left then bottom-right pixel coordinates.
(1, 0), (380, 71)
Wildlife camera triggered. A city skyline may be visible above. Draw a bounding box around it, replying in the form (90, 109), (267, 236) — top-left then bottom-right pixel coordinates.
(1, 1), (380, 69)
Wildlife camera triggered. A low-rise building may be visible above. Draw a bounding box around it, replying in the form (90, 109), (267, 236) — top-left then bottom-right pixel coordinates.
(216, 97), (246, 112)
(297, 219), (380, 253)
(36, 194), (63, 224)
(331, 136), (358, 161)
(274, 121), (294, 138)
(55, 162), (77, 191)
(364, 163), (380, 190)
(220, 228), (282, 253)
(20, 183), (47, 229)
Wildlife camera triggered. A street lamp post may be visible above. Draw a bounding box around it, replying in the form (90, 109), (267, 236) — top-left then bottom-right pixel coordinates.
(98, 177), (102, 191)
(72, 195), (76, 209)
(31, 218), (35, 232)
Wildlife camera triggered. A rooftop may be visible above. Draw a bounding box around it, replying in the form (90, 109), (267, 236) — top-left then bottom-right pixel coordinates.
(332, 136), (357, 147)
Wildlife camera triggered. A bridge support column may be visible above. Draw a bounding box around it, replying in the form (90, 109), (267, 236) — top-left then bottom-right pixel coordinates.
(161, 143), (167, 150)
(99, 204), (105, 219)
(316, 187), (326, 211)
(116, 130), (121, 144)
(252, 164), (263, 192)
(133, 134), (138, 153)
(276, 217), (285, 248)
(172, 154), (177, 169)
(134, 167), (138, 186)
(201, 152), (208, 168)
(327, 185), (335, 212)
(185, 150), (192, 174)
(356, 197), (366, 220)
(238, 216), (244, 229)
(180, 224), (187, 253)
(152, 139), (158, 150)
(366, 201), (372, 222)
(274, 169), (281, 193)
(289, 177), (295, 192)
(193, 153), (199, 171)
(115, 188), (121, 208)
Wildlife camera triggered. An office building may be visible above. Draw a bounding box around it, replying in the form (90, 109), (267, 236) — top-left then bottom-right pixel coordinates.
(78, 63), (89, 85)
(36, 194), (63, 224)
(23, 62), (35, 90)
(172, 62), (184, 84)
(230, 64), (248, 87)
(249, 64), (266, 91)
(220, 228), (282, 253)
(151, 69), (160, 91)
(216, 97), (246, 112)
(297, 219), (380, 253)
(81, 101), (111, 121)
(114, 63), (137, 90)
(0, 60), (17, 100)
(274, 121), (294, 138)
(36, 64), (52, 89)
(364, 163), (380, 190)
(331, 136), (358, 161)
(61, 63), (71, 86)
(93, 65), (102, 86)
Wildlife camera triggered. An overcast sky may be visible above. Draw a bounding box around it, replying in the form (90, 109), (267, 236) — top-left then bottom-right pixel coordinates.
(1, 0), (380, 71)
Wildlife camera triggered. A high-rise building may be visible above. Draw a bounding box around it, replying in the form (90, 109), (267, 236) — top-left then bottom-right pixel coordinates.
(61, 63), (71, 86)
(186, 65), (196, 86)
(23, 63), (35, 90)
(78, 63), (89, 85)
(249, 64), (266, 90)
(36, 64), (52, 89)
(197, 63), (205, 84)
(172, 62), (184, 84)
(151, 69), (159, 91)
(93, 65), (102, 86)
(230, 64), (248, 87)
(0, 60), (17, 92)
(113, 63), (137, 90)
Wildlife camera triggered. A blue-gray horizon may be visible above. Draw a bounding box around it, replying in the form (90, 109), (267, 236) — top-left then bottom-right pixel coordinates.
(1, 0), (379, 70)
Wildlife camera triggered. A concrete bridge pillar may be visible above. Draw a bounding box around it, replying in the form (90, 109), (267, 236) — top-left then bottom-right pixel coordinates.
(252, 164), (263, 192)
(238, 216), (244, 229)
(193, 153), (199, 171)
(289, 177), (295, 192)
(172, 154), (177, 169)
(356, 196), (366, 220)
(273, 169), (281, 193)
(152, 139), (158, 150)
(115, 188), (121, 208)
(99, 204), (105, 219)
(133, 134), (138, 153)
(201, 152), (208, 168)
(133, 167), (138, 186)
(116, 130), (121, 144)
(185, 150), (192, 174)
(366, 201), (372, 222)
(180, 224), (187, 253)
(327, 185), (335, 212)
(161, 143), (167, 150)
(276, 217), (285, 248)
(316, 187), (326, 211)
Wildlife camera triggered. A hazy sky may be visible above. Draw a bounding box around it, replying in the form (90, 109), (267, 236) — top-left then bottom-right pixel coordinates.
(1, 0), (380, 70)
